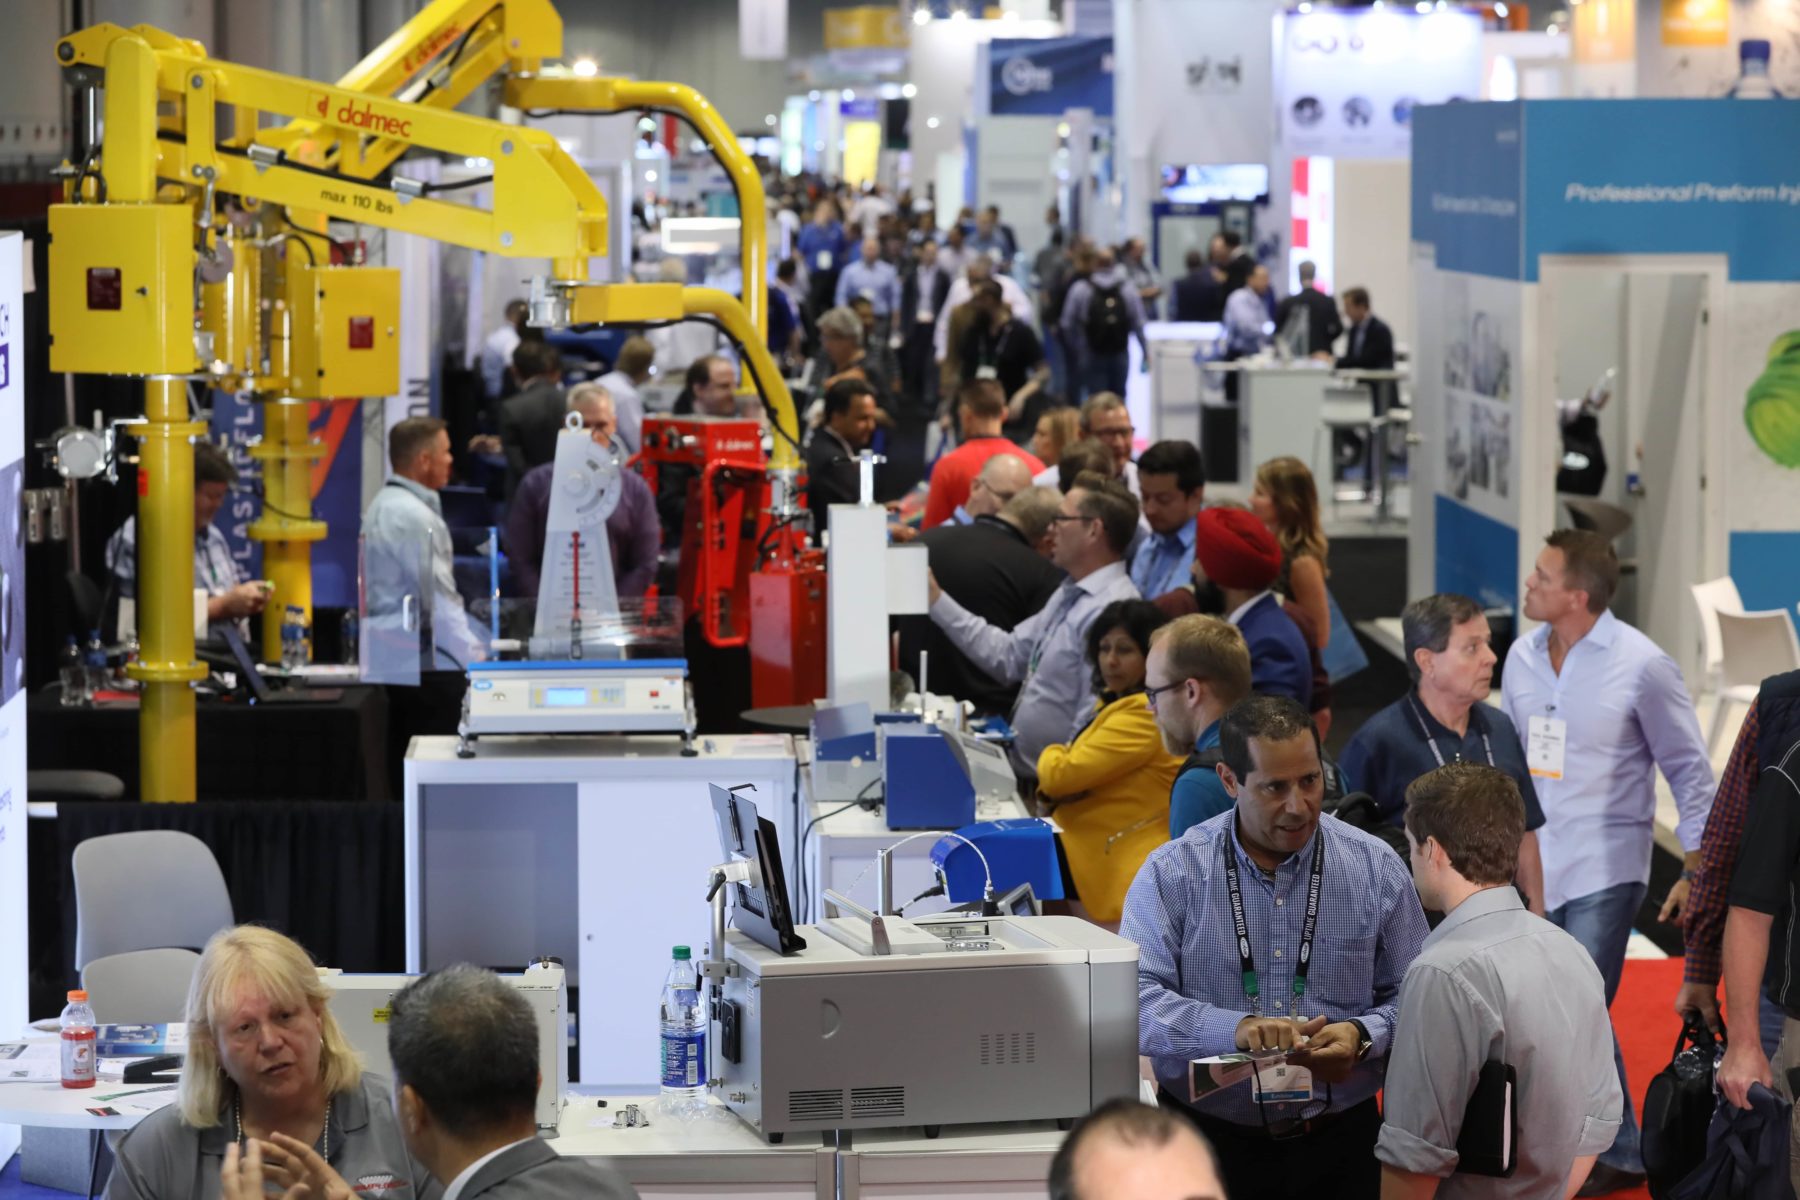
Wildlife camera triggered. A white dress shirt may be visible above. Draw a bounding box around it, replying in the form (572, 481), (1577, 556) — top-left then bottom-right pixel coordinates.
(442, 1138), (534, 1200)
(929, 559), (1140, 778)
(1500, 609), (1715, 911)
(362, 476), (489, 671)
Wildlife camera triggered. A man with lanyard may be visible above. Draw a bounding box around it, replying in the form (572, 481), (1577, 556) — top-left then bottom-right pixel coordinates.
(1121, 694), (1426, 1200)
(929, 473), (1140, 785)
(959, 279), (1048, 427)
(1339, 593), (1548, 913)
(1500, 530), (1714, 1197)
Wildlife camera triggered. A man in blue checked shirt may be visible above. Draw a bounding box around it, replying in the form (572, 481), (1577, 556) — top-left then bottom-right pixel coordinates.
(1129, 440), (1205, 600)
(1121, 694), (1427, 1200)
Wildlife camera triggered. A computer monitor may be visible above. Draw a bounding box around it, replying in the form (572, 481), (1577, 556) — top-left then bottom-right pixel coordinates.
(710, 783), (805, 956)
(218, 624), (274, 702)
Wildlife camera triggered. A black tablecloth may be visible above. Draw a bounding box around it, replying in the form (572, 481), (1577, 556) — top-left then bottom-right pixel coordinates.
(27, 685), (390, 801)
(27, 800), (405, 1017)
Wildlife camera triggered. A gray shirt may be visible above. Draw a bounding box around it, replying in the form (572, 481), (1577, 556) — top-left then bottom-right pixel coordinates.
(463, 1137), (637, 1200)
(105, 1074), (441, 1200)
(594, 370), (644, 457)
(930, 559), (1139, 779)
(1375, 887), (1622, 1199)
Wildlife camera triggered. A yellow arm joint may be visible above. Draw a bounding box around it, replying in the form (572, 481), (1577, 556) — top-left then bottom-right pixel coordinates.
(504, 75), (768, 344)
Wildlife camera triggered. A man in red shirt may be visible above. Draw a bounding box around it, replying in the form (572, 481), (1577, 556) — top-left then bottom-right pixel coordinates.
(922, 379), (1045, 528)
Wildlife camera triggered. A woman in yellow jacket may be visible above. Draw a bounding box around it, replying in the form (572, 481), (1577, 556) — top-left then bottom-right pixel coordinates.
(1036, 599), (1183, 928)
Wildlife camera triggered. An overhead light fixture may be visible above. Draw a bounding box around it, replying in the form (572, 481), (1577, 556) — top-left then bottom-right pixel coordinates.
(571, 57), (598, 78)
(808, 90), (822, 101)
(902, 82), (918, 98)
(1297, 2), (1312, 11)
(765, 113), (778, 126)
(1002, 7), (1019, 19)
(950, 6), (968, 20)
(645, 169), (658, 182)
(1494, 1), (1508, 14)
(1056, 121), (1071, 137)
(913, 7), (931, 23)
(1415, 2), (1431, 12)
(926, 116), (941, 128)
(843, 88), (856, 101)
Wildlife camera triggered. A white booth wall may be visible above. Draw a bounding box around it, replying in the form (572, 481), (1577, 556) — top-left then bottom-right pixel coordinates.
(1328, 159), (1415, 356)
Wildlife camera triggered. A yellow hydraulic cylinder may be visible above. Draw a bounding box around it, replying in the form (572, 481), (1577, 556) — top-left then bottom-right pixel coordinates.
(248, 399), (326, 655)
(125, 378), (210, 803)
(100, 33), (156, 204)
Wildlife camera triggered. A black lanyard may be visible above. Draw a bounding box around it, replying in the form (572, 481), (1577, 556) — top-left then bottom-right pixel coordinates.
(1407, 695), (1494, 770)
(1223, 824), (1325, 1014)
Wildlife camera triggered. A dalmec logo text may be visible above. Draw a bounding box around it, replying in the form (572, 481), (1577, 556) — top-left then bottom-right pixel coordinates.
(308, 92), (413, 139)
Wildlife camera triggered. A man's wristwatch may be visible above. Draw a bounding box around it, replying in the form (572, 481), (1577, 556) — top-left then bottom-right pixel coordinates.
(1346, 1019), (1375, 1062)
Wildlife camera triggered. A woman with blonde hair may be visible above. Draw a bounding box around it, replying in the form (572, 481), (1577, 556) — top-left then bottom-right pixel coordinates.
(107, 925), (436, 1200)
(1030, 407), (1082, 470)
(1250, 455), (1331, 648)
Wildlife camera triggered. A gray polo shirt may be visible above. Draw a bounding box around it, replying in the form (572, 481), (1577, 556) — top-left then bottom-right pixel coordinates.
(1375, 887), (1622, 1198)
(105, 1073), (440, 1200)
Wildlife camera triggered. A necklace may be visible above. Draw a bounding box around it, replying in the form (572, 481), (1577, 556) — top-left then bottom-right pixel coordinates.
(235, 1095), (331, 1161)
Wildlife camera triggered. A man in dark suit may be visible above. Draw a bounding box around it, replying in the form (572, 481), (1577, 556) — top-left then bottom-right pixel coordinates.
(804, 378), (880, 541)
(1275, 260), (1344, 356)
(898, 484), (1065, 714)
(1171, 249), (1226, 323)
(1196, 507), (1312, 709)
(387, 964), (638, 1199)
(901, 239), (952, 410)
(1216, 231), (1255, 296)
(1337, 286), (1396, 371)
(497, 338), (565, 499)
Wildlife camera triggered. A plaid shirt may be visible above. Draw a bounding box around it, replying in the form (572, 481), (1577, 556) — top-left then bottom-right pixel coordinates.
(1683, 706), (1761, 987)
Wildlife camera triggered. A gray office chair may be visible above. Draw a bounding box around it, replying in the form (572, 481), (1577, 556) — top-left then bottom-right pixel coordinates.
(72, 831), (233, 970)
(79, 948), (199, 1024)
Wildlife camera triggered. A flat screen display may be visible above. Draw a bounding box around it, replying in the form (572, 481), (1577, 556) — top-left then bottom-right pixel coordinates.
(1159, 163), (1270, 204)
(540, 686), (589, 708)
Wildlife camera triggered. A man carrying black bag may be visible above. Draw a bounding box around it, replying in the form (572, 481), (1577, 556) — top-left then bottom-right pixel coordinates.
(1377, 762), (1623, 1198)
(1641, 1019), (1723, 1197)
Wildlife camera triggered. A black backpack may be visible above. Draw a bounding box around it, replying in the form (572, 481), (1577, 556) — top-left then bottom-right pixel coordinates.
(1644, 1018), (1723, 1198)
(1085, 283), (1131, 356)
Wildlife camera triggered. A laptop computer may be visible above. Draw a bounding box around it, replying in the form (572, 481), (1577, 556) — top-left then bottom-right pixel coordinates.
(219, 625), (344, 704)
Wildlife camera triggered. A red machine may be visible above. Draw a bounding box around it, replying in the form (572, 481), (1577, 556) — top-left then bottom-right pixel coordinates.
(637, 415), (826, 708)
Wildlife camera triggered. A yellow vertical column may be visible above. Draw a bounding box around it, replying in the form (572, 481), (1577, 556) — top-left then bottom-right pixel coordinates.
(128, 379), (209, 802)
(250, 399), (325, 654)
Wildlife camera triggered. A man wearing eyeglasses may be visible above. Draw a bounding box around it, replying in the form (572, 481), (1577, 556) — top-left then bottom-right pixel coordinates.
(1379, 762), (1621, 1200)
(1144, 614), (1252, 838)
(929, 472), (1141, 783)
(1121, 694), (1427, 1200)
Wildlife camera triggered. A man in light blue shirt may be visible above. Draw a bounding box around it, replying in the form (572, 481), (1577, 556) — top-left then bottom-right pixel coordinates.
(928, 474), (1141, 782)
(1130, 440), (1205, 599)
(1122, 694), (1426, 1199)
(1222, 265), (1274, 359)
(833, 236), (900, 319)
(362, 417), (488, 673)
(1500, 529), (1714, 1195)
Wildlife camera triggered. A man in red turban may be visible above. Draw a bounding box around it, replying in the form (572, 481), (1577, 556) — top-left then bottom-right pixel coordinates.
(1195, 508), (1312, 708)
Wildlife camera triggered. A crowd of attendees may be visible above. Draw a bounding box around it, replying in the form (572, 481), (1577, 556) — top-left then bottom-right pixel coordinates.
(368, 178), (1796, 1199)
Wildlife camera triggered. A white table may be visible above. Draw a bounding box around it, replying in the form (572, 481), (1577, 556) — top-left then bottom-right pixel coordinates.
(404, 733), (798, 1091)
(1209, 361), (1338, 485)
(798, 765), (1030, 924)
(0, 1078), (171, 1132)
(840, 1119), (1065, 1200)
(555, 1091), (833, 1198)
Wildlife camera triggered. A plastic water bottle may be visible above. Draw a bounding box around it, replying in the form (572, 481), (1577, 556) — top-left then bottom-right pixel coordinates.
(60, 990), (96, 1089)
(280, 605), (305, 670)
(117, 633), (140, 691)
(1730, 39), (1782, 98)
(658, 946), (707, 1117)
(340, 610), (359, 667)
(82, 630), (108, 700)
(59, 636), (86, 706)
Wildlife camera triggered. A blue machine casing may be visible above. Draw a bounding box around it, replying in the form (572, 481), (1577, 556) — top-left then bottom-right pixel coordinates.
(811, 702), (878, 762)
(931, 818), (1065, 904)
(882, 725), (976, 830)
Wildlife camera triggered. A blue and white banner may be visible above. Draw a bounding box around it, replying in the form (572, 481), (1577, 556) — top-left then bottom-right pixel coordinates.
(988, 36), (1115, 117)
(1412, 102), (1523, 281)
(1522, 100), (1800, 283)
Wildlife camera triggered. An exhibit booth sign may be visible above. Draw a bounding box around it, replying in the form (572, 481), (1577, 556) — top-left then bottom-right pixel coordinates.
(1411, 100), (1800, 677)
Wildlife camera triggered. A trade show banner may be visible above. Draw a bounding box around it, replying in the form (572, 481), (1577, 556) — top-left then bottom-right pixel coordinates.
(986, 36), (1115, 117)
(1274, 8), (1483, 159)
(211, 395), (364, 610)
(0, 230), (25, 1163)
(1411, 99), (1800, 619)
